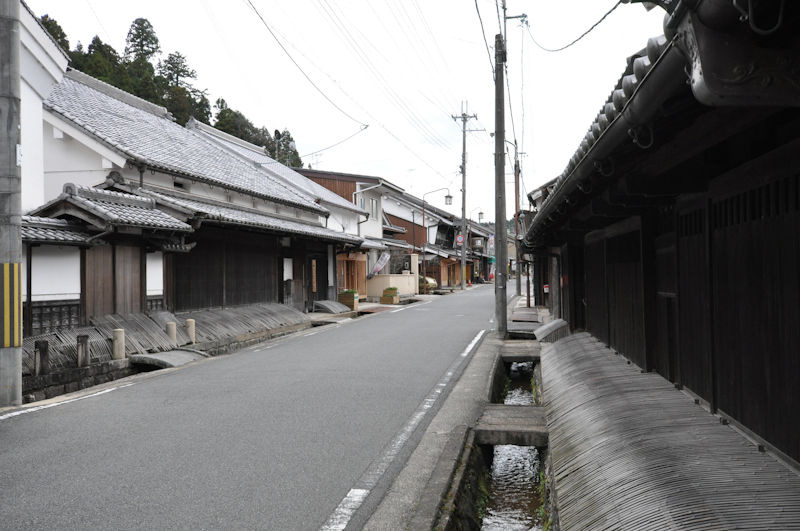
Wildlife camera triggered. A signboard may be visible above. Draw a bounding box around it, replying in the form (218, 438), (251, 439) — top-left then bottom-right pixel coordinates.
(488, 234), (495, 251)
(543, 284), (550, 293)
(456, 234), (464, 245)
(311, 259), (317, 292)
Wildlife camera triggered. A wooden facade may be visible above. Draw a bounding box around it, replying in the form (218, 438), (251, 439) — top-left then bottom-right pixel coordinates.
(523, 13), (800, 465)
(82, 243), (145, 322)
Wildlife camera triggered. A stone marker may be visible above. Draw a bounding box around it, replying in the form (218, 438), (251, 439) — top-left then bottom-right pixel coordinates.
(34, 340), (49, 376)
(76, 335), (89, 367)
(112, 329), (125, 360)
(186, 319), (196, 344)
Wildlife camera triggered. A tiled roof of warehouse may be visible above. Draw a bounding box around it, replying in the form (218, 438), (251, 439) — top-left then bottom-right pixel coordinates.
(45, 70), (327, 215)
(137, 187), (363, 244)
(21, 216), (94, 245)
(187, 120), (366, 215)
(31, 184), (193, 232)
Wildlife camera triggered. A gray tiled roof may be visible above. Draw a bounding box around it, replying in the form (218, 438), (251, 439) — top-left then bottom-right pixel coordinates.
(137, 188), (363, 245)
(45, 71), (327, 215)
(21, 216), (93, 244)
(194, 127), (366, 215)
(66, 185), (193, 232)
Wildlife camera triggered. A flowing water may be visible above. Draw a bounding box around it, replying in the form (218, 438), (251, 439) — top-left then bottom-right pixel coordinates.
(483, 362), (543, 531)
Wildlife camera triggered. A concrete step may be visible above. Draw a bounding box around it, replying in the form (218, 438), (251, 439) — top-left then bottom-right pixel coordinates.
(474, 404), (548, 447)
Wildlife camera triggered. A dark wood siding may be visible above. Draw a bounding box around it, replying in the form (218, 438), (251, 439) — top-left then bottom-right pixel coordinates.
(386, 213), (427, 248)
(84, 245), (114, 321)
(306, 177), (356, 202)
(584, 237), (608, 345)
(114, 245), (141, 315)
(655, 233), (678, 381)
(711, 173), (800, 463)
(677, 206), (713, 402)
(606, 230), (645, 367)
(172, 227), (280, 312)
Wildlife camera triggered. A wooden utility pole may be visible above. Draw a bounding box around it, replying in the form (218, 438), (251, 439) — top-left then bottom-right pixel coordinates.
(452, 104), (477, 291)
(495, 34), (507, 334)
(0, 0), (23, 406)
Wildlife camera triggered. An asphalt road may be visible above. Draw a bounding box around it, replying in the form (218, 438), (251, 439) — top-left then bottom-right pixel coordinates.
(0, 285), (496, 530)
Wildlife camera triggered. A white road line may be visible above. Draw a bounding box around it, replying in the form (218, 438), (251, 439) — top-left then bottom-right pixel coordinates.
(318, 329), (486, 531)
(306, 332), (318, 336)
(320, 489), (370, 531)
(0, 383), (134, 421)
(391, 307), (406, 313)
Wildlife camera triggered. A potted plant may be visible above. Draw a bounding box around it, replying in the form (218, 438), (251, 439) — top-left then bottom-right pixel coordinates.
(381, 287), (399, 305)
(338, 289), (359, 310)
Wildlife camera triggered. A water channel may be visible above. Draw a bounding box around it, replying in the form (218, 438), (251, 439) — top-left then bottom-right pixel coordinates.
(483, 362), (543, 531)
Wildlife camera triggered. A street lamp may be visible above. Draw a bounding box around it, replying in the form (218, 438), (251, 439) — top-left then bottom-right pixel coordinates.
(421, 187), (451, 294)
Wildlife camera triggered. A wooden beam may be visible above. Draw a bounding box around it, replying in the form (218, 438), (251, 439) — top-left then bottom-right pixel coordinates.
(591, 193), (658, 217)
(607, 185), (676, 207)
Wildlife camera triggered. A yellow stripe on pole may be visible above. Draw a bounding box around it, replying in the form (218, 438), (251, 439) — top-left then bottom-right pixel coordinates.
(3, 263), (9, 348)
(14, 263), (19, 346)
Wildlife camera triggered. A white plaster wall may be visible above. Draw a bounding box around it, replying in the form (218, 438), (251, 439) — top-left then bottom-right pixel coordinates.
(42, 121), (118, 203)
(20, 81), (45, 213)
(22, 245), (80, 301)
(146, 252), (163, 296)
(360, 189), (383, 239)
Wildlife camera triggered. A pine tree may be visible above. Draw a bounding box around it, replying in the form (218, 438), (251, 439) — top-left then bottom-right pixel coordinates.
(39, 15), (69, 51)
(124, 18), (161, 62)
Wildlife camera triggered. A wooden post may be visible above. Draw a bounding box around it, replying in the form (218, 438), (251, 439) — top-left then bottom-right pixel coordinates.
(112, 329), (125, 359)
(186, 319), (196, 344)
(76, 334), (89, 367)
(34, 340), (49, 376)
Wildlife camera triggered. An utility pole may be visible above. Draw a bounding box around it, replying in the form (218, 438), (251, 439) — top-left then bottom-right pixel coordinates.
(1, 0), (23, 406)
(452, 104), (477, 291)
(495, 34), (507, 335)
(514, 149), (521, 297)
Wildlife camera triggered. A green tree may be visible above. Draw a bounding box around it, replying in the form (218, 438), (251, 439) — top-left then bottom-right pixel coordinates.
(158, 52), (196, 89)
(82, 36), (121, 85)
(164, 85), (194, 125)
(124, 18), (160, 62)
(39, 14), (69, 51)
(128, 56), (161, 104)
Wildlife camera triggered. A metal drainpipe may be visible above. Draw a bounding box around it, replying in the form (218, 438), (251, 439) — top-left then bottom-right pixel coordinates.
(527, 250), (562, 320)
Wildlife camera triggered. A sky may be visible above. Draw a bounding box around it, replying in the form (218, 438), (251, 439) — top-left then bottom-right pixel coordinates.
(26, 0), (667, 222)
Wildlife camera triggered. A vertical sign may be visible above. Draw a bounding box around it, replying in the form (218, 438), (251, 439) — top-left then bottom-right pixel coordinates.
(312, 259), (317, 293)
(1, 263), (21, 347)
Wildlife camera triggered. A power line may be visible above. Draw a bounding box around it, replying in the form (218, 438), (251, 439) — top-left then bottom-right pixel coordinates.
(244, 0), (367, 126)
(300, 125), (369, 158)
(313, 0), (452, 149)
(241, 1), (450, 182)
(527, 1), (622, 53)
(474, 0), (495, 80)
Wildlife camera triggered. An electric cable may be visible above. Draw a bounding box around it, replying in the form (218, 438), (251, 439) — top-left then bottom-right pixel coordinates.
(300, 125), (369, 158)
(244, 0), (367, 126)
(527, 1), (622, 53)
(474, 0), (496, 80)
(314, 0), (451, 149)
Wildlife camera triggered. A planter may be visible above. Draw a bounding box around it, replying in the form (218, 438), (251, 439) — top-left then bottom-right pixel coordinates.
(338, 292), (359, 311)
(383, 288), (399, 297)
(380, 295), (400, 305)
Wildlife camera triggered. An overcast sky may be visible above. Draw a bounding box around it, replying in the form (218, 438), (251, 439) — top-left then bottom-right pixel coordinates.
(27, 0), (667, 221)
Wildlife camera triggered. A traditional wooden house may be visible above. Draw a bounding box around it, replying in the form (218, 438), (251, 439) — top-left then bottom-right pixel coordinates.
(25, 68), (362, 326)
(520, 2), (800, 467)
(295, 168), (404, 296)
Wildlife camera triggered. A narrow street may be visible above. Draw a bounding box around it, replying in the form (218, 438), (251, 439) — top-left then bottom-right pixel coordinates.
(0, 286), (495, 530)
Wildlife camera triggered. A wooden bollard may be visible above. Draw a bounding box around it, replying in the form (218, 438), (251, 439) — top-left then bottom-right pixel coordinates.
(34, 340), (50, 376)
(112, 329), (125, 360)
(166, 322), (177, 345)
(186, 319), (196, 344)
(76, 335), (89, 367)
